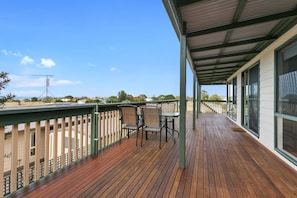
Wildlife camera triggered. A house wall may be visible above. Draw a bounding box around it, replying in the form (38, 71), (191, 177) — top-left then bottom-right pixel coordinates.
(228, 24), (297, 170)
(4, 127), (89, 173)
(4, 130), (45, 172)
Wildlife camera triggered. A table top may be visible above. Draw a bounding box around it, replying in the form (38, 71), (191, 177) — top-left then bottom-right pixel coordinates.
(162, 112), (180, 117)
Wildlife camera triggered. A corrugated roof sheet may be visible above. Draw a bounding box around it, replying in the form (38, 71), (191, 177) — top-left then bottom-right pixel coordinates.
(163, 0), (297, 85)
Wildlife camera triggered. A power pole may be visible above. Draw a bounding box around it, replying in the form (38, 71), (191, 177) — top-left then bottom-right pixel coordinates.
(33, 75), (54, 99)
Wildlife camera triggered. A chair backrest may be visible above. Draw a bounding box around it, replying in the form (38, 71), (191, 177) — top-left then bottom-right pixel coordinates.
(142, 106), (162, 128)
(119, 105), (138, 125)
(161, 103), (176, 113)
(145, 103), (158, 107)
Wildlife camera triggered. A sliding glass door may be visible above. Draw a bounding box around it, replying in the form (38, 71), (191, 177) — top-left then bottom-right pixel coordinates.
(242, 64), (259, 136)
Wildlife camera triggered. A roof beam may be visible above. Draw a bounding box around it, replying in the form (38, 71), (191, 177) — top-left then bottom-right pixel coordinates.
(199, 81), (226, 85)
(199, 76), (227, 80)
(194, 60), (248, 67)
(192, 50), (260, 61)
(219, 0), (247, 55)
(176, 0), (204, 7)
(197, 72), (233, 78)
(198, 74), (232, 79)
(187, 9), (297, 37)
(190, 36), (277, 52)
(197, 69), (238, 75)
(196, 65), (241, 72)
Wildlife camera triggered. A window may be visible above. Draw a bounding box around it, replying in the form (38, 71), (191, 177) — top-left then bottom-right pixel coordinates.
(276, 38), (297, 163)
(242, 63), (259, 136)
(30, 132), (36, 156)
(227, 78), (237, 120)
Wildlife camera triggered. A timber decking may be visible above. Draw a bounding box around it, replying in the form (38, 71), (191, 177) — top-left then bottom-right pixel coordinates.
(9, 113), (297, 197)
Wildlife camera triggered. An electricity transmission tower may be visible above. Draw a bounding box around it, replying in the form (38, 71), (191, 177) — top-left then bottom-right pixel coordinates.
(33, 75), (54, 100)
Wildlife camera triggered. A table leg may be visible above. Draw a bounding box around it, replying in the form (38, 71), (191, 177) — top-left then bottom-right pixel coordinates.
(165, 118), (168, 142)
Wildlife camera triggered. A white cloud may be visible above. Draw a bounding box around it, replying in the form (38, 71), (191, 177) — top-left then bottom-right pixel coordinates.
(1, 49), (22, 57)
(110, 67), (119, 72)
(13, 90), (43, 97)
(41, 58), (56, 68)
(9, 75), (81, 88)
(1, 49), (9, 55)
(51, 80), (81, 86)
(10, 75), (44, 87)
(21, 56), (34, 65)
(88, 62), (96, 67)
(13, 52), (23, 57)
(8, 77), (81, 97)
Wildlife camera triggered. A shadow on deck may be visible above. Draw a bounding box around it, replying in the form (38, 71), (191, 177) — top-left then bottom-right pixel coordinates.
(9, 113), (297, 197)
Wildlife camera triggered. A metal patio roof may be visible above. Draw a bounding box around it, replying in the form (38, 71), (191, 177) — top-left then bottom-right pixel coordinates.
(163, 0), (297, 85)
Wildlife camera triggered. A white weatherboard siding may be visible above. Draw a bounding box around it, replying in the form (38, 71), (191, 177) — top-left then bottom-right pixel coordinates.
(259, 52), (275, 150)
(228, 24), (297, 170)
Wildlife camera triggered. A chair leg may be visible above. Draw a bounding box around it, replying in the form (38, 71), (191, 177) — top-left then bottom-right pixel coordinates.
(141, 128), (143, 147)
(120, 129), (122, 144)
(136, 128), (138, 146)
(159, 130), (162, 149)
(165, 127), (168, 143)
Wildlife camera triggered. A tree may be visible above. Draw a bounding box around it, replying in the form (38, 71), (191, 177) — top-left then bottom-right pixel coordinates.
(132, 96), (145, 102)
(151, 95), (159, 101)
(126, 94), (133, 101)
(31, 97), (39, 102)
(106, 96), (119, 103)
(43, 96), (53, 103)
(209, 94), (222, 101)
(138, 94), (147, 99)
(158, 95), (165, 100)
(118, 90), (127, 102)
(201, 90), (209, 100)
(65, 95), (74, 101)
(164, 94), (175, 100)
(0, 71), (15, 107)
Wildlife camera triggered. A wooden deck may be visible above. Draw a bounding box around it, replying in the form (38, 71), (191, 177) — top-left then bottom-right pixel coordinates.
(9, 113), (297, 197)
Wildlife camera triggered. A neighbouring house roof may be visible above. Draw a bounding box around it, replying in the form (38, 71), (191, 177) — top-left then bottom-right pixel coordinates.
(163, 0), (297, 85)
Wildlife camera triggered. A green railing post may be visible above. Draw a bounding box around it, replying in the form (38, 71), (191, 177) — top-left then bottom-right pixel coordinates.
(91, 104), (99, 155)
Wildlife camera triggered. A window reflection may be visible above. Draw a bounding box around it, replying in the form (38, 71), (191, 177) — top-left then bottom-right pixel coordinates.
(283, 118), (297, 158)
(276, 39), (297, 161)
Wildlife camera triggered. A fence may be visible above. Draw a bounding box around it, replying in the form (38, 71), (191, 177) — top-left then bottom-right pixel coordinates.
(0, 100), (178, 196)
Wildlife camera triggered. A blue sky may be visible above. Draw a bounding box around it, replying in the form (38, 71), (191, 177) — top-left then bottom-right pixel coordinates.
(0, 1), (225, 99)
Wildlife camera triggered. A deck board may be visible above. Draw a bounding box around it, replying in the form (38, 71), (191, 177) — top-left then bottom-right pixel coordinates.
(9, 113), (297, 197)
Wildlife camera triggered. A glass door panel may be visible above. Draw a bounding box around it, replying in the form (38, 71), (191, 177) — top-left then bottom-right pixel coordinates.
(242, 64), (259, 135)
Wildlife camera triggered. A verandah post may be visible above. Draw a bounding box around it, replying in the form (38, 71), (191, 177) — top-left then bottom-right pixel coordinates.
(91, 104), (99, 155)
(179, 21), (187, 169)
(193, 75), (197, 129)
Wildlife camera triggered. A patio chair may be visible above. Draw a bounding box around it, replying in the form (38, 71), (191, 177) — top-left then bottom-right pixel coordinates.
(161, 102), (176, 134)
(141, 106), (164, 149)
(118, 105), (143, 146)
(145, 103), (158, 107)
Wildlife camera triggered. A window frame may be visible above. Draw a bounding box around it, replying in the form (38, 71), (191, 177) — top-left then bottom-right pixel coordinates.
(241, 62), (260, 137)
(227, 77), (237, 120)
(274, 35), (297, 166)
